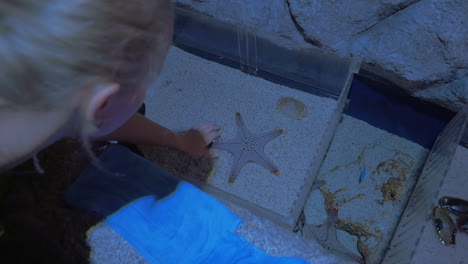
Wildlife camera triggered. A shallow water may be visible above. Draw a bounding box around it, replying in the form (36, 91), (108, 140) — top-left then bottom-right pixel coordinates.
(304, 115), (429, 263)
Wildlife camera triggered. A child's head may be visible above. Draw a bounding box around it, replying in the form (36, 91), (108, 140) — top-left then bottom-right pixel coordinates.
(0, 0), (173, 170)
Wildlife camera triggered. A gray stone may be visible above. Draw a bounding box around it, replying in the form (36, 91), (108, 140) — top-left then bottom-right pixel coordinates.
(175, 0), (309, 48)
(287, 0), (420, 48)
(414, 77), (468, 112)
(175, 0), (468, 111)
(347, 0), (468, 89)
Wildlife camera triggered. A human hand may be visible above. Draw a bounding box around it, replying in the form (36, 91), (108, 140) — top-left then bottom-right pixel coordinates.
(178, 123), (221, 158)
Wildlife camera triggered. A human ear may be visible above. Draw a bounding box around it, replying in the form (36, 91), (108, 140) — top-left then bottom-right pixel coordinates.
(84, 83), (120, 127)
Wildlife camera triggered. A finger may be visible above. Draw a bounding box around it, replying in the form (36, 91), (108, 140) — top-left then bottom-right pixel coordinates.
(202, 122), (221, 131)
(195, 123), (221, 134)
(193, 123), (210, 132)
(211, 124), (221, 131)
(199, 148), (218, 159)
(204, 130), (221, 143)
(207, 150), (219, 159)
(195, 124), (221, 144)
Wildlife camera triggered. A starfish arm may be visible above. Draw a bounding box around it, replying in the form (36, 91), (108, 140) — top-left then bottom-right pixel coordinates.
(331, 245), (365, 263)
(252, 129), (284, 146)
(235, 112), (250, 138)
(212, 142), (241, 153)
(311, 179), (326, 192)
(326, 209), (339, 239)
(305, 209), (364, 264)
(251, 150), (280, 175)
(327, 211), (365, 263)
(329, 241), (365, 263)
(228, 151), (249, 185)
(303, 222), (329, 246)
(214, 112), (284, 184)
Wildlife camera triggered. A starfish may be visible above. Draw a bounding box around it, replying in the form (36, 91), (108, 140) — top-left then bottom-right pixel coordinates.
(303, 208), (365, 263)
(212, 112), (284, 185)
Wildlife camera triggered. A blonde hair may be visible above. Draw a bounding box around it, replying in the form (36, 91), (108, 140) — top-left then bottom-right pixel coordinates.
(0, 0), (173, 172)
(0, 0), (173, 111)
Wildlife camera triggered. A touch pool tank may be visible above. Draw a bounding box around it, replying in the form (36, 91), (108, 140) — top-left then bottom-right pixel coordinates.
(148, 7), (467, 264)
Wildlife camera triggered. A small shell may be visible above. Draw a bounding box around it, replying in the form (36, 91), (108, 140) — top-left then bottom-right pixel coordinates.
(439, 196), (468, 216)
(276, 97), (308, 120)
(433, 206), (456, 245)
(456, 216), (468, 235)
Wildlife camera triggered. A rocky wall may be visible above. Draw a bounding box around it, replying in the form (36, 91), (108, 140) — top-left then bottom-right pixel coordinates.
(175, 0), (467, 112)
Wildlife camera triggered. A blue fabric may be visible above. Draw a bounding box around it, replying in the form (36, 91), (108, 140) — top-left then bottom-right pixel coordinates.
(105, 182), (309, 264)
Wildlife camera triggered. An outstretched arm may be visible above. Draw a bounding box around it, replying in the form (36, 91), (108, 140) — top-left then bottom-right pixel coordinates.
(98, 113), (220, 158)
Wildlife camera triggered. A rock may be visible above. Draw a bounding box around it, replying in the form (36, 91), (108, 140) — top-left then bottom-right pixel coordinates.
(175, 0), (468, 111)
(175, 0), (308, 48)
(414, 77), (468, 112)
(348, 0), (467, 88)
(287, 0), (420, 48)
(287, 0), (468, 110)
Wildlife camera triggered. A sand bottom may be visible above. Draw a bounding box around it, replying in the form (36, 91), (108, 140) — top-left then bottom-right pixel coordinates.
(144, 46), (338, 220)
(88, 115), (438, 264)
(303, 115), (429, 263)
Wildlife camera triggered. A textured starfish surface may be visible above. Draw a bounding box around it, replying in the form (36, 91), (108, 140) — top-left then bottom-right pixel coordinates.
(212, 112), (284, 185)
(303, 209), (365, 263)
